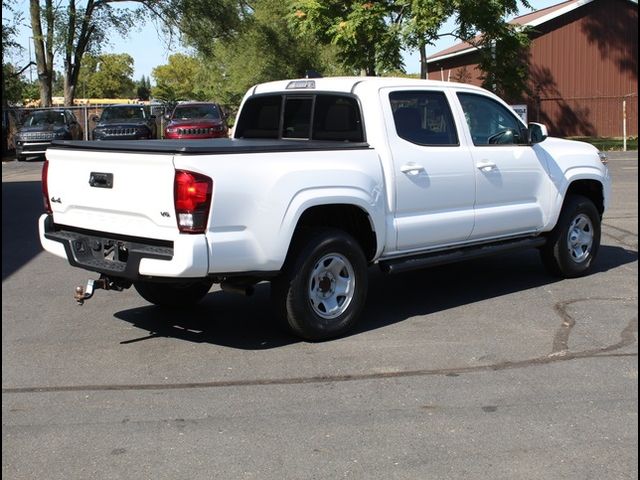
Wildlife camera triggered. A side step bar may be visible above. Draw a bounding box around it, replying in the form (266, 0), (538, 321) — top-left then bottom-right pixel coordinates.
(379, 236), (547, 275)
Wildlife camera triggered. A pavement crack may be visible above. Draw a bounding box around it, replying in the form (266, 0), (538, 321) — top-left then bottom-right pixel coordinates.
(3, 299), (636, 396)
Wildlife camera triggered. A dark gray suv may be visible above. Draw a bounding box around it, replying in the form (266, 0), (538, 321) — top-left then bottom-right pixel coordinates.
(92, 105), (157, 140)
(15, 109), (83, 161)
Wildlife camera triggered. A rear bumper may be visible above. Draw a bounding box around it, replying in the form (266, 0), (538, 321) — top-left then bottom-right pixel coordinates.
(39, 214), (209, 280)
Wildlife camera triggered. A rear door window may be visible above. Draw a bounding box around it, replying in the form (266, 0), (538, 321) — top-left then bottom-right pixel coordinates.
(389, 91), (458, 146)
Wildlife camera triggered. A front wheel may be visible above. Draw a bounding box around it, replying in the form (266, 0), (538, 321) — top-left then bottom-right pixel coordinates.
(540, 194), (601, 277)
(271, 228), (368, 341)
(134, 279), (213, 308)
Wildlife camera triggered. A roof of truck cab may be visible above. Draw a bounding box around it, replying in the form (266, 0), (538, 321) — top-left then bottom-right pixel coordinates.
(250, 76), (488, 95)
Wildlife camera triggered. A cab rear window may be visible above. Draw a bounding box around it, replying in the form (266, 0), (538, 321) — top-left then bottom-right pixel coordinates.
(235, 94), (364, 142)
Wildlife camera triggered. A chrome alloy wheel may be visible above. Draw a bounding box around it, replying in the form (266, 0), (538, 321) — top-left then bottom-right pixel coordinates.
(566, 213), (594, 263)
(308, 253), (356, 319)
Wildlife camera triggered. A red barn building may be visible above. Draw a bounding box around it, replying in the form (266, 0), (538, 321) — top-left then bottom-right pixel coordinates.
(426, 0), (638, 138)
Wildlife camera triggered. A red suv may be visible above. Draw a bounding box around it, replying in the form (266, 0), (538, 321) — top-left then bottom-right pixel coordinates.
(164, 102), (228, 139)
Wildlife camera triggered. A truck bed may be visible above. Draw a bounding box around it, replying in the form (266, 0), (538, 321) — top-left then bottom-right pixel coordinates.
(50, 138), (371, 155)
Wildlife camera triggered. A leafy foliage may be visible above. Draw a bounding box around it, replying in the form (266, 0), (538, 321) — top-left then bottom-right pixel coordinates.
(162, 0), (348, 107)
(136, 75), (151, 101)
(151, 53), (205, 103)
(77, 53), (135, 98)
(28, 0), (244, 106)
(289, 0), (404, 75)
(2, 64), (28, 104)
(450, 0), (531, 98)
(288, 0), (532, 95)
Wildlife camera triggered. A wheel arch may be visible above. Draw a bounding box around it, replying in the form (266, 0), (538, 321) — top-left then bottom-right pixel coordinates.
(565, 179), (605, 217)
(284, 203), (380, 265)
(546, 175), (606, 232)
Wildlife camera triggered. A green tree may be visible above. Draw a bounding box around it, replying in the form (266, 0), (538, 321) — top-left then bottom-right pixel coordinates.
(77, 53), (135, 98)
(136, 75), (151, 101)
(289, 0), (403, 76)
(183, 0), (348, 107)
(151, 53), (203, 103)
(28, 0), (243, 107)
(2, 64), (29, 104)
(446, 0), (531, 98)
(290, 0), (532, 96)
(399, 0), (454, 78)
(3, 0), (32, 107)
(52, 70), (65, 96)
(93, 53), (135, 98)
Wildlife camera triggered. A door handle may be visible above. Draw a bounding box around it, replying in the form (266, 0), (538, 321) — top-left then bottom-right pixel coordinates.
(400, 163), (425, 175)
(476, 161), (497, 172)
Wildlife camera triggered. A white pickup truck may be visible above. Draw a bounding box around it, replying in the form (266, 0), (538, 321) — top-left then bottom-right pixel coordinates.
(39, 77), (611, 340)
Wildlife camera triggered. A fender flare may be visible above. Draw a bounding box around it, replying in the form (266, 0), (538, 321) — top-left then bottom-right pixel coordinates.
(275, 186), (387, 263)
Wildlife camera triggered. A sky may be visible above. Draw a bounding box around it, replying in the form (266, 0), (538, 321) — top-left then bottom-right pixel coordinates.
(8, 0), (563, 84)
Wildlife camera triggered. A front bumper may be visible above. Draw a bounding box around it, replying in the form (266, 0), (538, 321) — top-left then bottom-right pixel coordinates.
(16, 141), (52, 156)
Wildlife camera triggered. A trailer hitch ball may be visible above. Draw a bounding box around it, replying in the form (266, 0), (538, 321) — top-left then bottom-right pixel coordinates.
(74, 279), (99, 305)
(74, 275), (131, 305)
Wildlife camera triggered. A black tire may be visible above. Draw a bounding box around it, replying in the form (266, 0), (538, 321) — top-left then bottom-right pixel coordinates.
(271, 228), (368, 341)
(16, 155), (26, 162)
(134, 279), (213, 308)
(540, 194), (601, 278)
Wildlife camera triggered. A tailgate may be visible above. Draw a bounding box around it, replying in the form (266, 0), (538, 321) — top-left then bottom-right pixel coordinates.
(46, 147), (179, 240)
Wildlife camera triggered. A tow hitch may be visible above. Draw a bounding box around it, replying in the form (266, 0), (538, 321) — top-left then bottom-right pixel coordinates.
(74, 275), (131, 305)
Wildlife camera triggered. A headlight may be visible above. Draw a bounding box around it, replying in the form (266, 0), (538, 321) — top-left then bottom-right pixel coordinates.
(598, 151), (608, 165)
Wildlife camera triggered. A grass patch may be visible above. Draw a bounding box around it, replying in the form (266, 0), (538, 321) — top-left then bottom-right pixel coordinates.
(567, 136), (638, 151)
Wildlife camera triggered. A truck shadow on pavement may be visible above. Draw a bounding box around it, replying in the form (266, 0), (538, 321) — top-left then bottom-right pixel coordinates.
(113, 245), (637, 349)
(2, 180), (44, 282)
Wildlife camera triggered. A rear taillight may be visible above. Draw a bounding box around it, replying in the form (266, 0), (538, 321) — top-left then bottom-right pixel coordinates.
(42, 160), (52, 214)
(174, 170), (213, 234)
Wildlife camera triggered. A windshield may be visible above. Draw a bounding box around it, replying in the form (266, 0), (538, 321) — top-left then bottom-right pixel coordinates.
(24, 111), (67, 127)
(172, 104), (220, 121)
(101, 106), (146, 121)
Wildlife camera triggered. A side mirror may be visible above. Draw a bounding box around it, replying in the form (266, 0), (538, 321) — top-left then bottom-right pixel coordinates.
(90, 115), (99, 122)
(528, 122), (548, 144)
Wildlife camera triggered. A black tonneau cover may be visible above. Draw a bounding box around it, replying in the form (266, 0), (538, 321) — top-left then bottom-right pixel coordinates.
(50, 138), (370, 155)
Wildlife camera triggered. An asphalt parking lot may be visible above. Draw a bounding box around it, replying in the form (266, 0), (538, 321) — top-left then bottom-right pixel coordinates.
(2, 151), (637, 480)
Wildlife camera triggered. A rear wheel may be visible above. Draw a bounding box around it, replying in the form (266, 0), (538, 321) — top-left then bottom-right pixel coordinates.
(271, 228), (368, 341)
(134, 279), (213, 308)
(540, 194), (601, 277)
(16, 155), (26, 162)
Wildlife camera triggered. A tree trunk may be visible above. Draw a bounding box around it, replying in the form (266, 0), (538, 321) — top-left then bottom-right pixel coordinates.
(63, 0), (77, 106)
(64, 0), (96, 106)
(63, 80), (76, 106)
(29, 0), (52, 106)
(419, 43), (428, 80)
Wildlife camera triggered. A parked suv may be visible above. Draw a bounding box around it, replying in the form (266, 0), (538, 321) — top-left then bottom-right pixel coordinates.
(164, 102), (228, 139)
(15, 109), (83, 161)
(92, 105), (157, 140)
